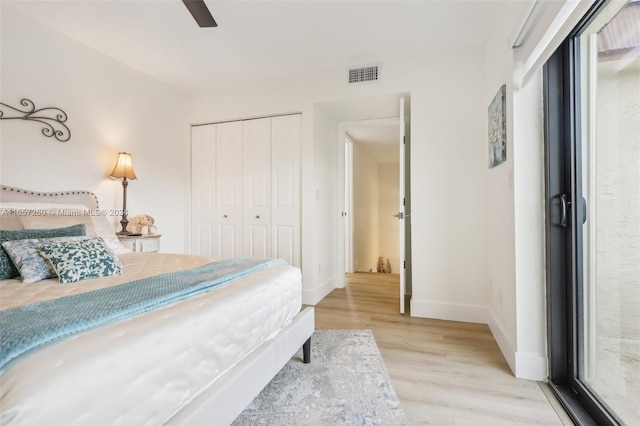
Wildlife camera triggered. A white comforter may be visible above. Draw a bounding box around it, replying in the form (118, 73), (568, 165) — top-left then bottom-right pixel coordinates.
(0, 253), (302, 425)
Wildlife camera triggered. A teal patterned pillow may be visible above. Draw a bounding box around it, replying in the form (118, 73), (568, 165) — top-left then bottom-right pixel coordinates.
(1, 236), (92, 283)
(38, 237), (122, 284)
(0, 224), (86, 280)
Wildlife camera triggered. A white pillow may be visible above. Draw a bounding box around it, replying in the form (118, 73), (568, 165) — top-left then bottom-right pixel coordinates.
(91, 215), (131, 254)
(19, 214), (96, 236)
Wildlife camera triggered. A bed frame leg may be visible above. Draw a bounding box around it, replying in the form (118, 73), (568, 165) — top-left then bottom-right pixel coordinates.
(303, 337), (311, 363)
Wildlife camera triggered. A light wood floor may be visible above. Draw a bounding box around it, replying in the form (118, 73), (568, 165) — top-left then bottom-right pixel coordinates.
(313, 273), (563, 425)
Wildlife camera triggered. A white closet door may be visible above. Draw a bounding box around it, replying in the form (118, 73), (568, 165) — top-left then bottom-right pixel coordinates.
(216, 121), (243, 258)
(242, 118), (271, 257)
(270, 114), (301, 267)
(191, 124), (217, 257)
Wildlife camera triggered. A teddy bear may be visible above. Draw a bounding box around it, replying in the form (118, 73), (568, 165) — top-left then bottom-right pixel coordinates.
(126, 214), (157, 235)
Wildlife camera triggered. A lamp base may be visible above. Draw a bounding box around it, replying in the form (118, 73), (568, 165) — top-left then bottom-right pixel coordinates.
(118, 214), (130, 235)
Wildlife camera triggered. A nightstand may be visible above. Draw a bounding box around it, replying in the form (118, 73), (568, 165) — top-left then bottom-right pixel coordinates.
(117, 234), (161, 253)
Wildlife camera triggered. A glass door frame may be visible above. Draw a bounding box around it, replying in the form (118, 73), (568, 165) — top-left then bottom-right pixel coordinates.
(543, 0), (624, 424)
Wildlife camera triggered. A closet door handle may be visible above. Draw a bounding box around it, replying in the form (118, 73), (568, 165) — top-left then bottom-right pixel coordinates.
(255, 215), (260, 219)
(223, 214), (228, 219)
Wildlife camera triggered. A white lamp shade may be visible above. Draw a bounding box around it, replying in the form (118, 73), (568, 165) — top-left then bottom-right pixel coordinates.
(110, 152), (137, 180)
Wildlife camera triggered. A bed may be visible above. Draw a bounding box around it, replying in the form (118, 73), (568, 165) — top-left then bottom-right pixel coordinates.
(0, 185), (315, 425)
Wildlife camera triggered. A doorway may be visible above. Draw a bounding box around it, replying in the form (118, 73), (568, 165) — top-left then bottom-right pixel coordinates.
(339, 110), (409, 315)
(313, 92), (411, 313)
(345, 124), (400, 275)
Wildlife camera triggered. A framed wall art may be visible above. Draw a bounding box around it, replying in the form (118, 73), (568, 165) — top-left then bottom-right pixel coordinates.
(488, 84), (506, 168)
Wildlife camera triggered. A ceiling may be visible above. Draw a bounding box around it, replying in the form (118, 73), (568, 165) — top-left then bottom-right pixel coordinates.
(3, 0), (529, 92)
(347, 124), (399, 164)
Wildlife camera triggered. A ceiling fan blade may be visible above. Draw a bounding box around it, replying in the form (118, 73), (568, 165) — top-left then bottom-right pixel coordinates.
(182, 0), (217, 28)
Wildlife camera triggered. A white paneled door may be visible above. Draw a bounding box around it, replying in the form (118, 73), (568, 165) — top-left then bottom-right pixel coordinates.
(190, 114), (301, 267)
(242, 118), (271, 258)
(271, 115), (301, 267)
(215, 121), (243, 258)
(190, 124), (216, 257)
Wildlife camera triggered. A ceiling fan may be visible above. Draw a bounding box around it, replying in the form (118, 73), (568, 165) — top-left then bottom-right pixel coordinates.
(182, 0), (217, 28)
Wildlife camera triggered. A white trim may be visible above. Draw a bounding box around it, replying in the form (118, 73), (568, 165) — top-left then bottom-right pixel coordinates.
(515, 351), (548, 381)
(512, 0), (547, 48)
(487, 310), (517, 374)
(302, 278), (335, 305)
(515, 0), (597, 87)
(487, 310), (548, 380)
(410, 299), (489, 324)
(344, 134), (354, 274)
(410, 303), (548, 381)
(190, 112), (303, 128)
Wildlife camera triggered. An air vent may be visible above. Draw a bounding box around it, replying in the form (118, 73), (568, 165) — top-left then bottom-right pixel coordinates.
(348, 65), (379, 84)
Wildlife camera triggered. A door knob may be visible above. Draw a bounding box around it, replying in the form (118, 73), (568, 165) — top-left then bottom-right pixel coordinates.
(255, 215), (260, 219)
(393, 212), (404, 219)
(223, 214), (228, 218)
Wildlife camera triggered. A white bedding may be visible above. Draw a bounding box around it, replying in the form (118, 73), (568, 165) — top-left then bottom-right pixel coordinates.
(0, 253), (302, 425)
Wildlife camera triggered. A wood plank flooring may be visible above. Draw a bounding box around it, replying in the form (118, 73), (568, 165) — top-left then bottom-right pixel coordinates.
(313, 273), (563, 425)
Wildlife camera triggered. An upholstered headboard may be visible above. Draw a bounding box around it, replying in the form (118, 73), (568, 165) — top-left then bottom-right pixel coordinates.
(0, 186), (100, 231)
(0, 186), (99, 210)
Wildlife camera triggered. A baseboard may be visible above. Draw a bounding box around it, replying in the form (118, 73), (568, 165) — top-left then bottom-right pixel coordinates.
(515, 351), (548, 381)
(302, 277), (335, 305)
(487, 310), (547, 380)
(487, 310), (517, 374)
(410, 299), (489, 324)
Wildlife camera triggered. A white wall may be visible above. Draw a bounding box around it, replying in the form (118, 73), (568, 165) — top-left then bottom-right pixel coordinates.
(408, 51), (489, 322)
(378, 163), (400, 273)
(349, 144), (399, 275)
(311, 105), (339, 302)
(484, 4), (550, 380)
(352, 142), (379, 272)
(484, 25), (519, 375)
(0, 7), (188, 254)
(513, 72), (547, 380)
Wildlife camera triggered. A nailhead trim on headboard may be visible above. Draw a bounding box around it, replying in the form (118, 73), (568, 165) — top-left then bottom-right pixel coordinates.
(0, 186), (100, 208)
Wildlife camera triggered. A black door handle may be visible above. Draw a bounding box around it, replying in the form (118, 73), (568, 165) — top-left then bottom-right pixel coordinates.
(560, 194), (569, 228)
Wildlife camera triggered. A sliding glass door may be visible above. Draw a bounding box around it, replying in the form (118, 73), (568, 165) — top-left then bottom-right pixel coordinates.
(545, 0), (639, 424)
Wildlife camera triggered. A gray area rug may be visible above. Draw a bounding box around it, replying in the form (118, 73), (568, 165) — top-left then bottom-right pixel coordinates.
(233, 329), (409, 425)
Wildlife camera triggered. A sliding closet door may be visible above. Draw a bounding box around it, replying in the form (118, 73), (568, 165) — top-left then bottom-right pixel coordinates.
(242, 118), (271, 257)
(215, 121), (243, 258)
(271, 114), (301, 267)
(191, 114), (301, 264)
(191, 124), (216, 256)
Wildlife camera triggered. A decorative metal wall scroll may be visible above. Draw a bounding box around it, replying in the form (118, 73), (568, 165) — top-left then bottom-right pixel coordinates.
(0, 98), (71, 142)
